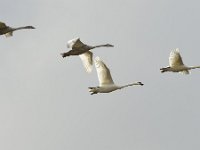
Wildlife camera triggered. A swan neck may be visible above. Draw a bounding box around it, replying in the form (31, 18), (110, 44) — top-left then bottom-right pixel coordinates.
(93, 44), (112, 48)
(13, 26), (33, 31)
(119, 82), (143, 89)
(119, 83), (134, 89)
(189, 66), (200, 69)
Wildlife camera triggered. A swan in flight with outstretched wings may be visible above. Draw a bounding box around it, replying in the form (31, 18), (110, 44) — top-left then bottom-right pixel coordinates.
(88, 57), (143, 95)
(160, 48), (200, 74)
(61, 38), (114, 73)
(0, 21), (35, 37)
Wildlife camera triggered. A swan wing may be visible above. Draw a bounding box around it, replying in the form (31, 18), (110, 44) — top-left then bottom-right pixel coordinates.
(95, 57), (114, 86)
(0, 22), (7, 29)
(67, 37), (85, 49)
(79, 51), (93, 73)
(67, 37), (79, 48)
(72, 38), (86, 49)
(169, 48), (184, 67)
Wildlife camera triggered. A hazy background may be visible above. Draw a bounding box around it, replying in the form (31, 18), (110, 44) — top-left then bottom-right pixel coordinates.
(0, 0), (200, 150)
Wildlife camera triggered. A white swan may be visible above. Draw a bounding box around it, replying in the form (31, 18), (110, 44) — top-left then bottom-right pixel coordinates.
(61, 38), (114, 73)
(0, 21), (35, 37)
(160, 48), (200, 74)
(88, 57), (143, 95)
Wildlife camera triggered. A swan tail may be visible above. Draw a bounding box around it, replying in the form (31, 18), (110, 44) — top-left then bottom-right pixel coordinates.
(180, 70), (190, 75)
(5, 32), (13, 37)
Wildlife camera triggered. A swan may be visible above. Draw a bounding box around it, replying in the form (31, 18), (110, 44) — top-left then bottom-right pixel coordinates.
(61, 37), (114, 73)
(88, 57), (143, 95)
(160, 48), (200, 74)
(0, 21), (35, 37)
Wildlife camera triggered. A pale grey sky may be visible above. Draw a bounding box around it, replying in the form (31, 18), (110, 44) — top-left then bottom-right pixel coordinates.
(0, 0), (200, 150)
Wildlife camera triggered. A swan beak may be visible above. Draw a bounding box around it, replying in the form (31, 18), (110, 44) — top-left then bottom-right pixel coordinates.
(138, 82), (144, 86)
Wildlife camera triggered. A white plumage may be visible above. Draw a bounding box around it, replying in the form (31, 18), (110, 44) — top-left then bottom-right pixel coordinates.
(160, 48), (200, 74)
(88, 57), (143, 95)
(95, 57), (114, 86)
(61, 38), (114, 73)
(169, 48), (184, 67)
(79, 51), (93, 73)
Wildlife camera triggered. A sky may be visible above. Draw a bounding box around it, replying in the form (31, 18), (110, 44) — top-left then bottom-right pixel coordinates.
(0, 0), (200, 150)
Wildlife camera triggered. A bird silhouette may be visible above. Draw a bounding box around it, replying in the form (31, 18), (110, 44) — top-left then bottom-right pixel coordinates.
(89, 57), (143, 95)
(61, 38), (114, 73)
(0, 21), (35, 37)
(160, 48), (200, 74)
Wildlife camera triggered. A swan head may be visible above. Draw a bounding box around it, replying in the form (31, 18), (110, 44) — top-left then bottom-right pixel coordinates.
(136, 82), (144, 86)
(25, 26), (35, 29)
(104, 44), (114, 47)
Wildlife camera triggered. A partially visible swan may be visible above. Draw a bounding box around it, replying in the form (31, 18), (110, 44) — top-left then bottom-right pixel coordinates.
(88, 57), (143, 95)
(61, 38), (114, 73)
(0, 21), (35, 37)
(160, 48), (200, 74)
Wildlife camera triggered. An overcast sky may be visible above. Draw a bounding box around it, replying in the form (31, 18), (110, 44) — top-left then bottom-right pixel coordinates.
(0, 0), (200, 150)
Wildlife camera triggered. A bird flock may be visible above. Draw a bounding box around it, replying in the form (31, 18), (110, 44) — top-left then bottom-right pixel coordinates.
(1, 21), (200, 95)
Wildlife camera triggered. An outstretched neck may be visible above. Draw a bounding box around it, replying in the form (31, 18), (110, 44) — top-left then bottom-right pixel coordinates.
(118, 82), (144, 89)
(189, 66), (200, 69)
(13, 26), (35, 31)
(93, 44), (114, 48)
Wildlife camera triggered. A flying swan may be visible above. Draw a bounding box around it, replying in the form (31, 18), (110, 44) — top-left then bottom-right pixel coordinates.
(0, 21), (35, 37)
(88, 57), (143, 95)
(61, 38), (114, 73)
(160, 48), (200, 74)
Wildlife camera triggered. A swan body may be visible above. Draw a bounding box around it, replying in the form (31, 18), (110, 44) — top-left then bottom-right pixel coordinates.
(160, 48), (200, 74)
(89, 57), (143, 95)
(0, 21), (35, 37)
(61, 38), (114, 73)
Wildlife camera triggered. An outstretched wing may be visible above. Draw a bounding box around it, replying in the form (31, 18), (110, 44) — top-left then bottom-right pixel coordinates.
(79, 51), (93, 73)
(95, 57), (114, 86)
(169, 48), (184, 67)
(67, 37), (85, 49)
(0, 21), (7, 30)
